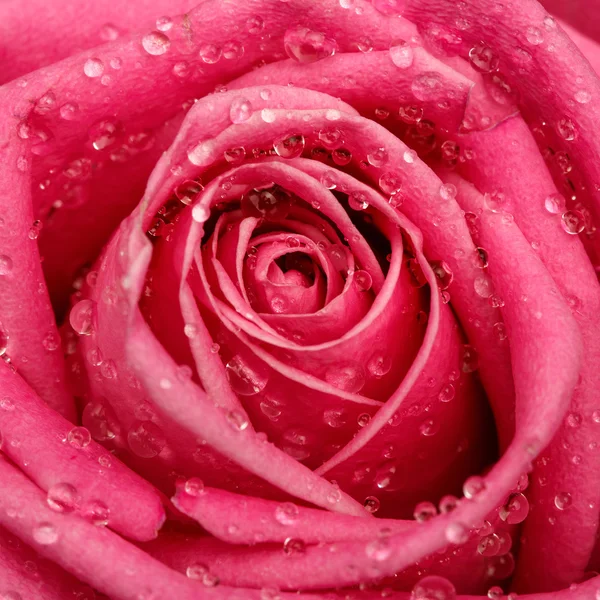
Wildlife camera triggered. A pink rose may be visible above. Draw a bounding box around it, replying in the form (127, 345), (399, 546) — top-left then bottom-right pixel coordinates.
(0, 0), (599, 598)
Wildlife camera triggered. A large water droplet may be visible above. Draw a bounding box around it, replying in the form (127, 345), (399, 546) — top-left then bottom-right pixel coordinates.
(284, 26), (337, 63)
(128, 420), (166, 458)
(67, 426), (91, 449)
(273, 133), (305, 158)
(275, 502), (299, 525)
(69, 299), (96, 335)
(499, 492), (529, 524)
(241, 185), (292, 221)
(33, 523), (58, 545)
(468, 42), (499, 73)
(83, 58), (104, 78)
(411, 575), (457, 600)
(142, 31), (171, 55)
(561, 210), (585, 235)
(463, 475), (486, 499)
(230, 97), (252, 124)
(554, 492), (572, 510)
(199, 44), (222, 64)
(413, 501), (437, 522)
(82, 499), (110, 526)
(324, 362), (366, 393)
(0, 255), (14, 276)
(47, 483), (78, 513)
(389, 40), (414, 69)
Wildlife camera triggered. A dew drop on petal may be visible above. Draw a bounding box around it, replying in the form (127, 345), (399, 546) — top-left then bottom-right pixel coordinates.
(365, 537), (392, 561)
(199, 44), (222, 64)
(142, 31), (170, 55)
(0, 329), (8, 357)
(273, 133), (305, 158)
(354, 270), (373, 292)
(284, 26), (337, 63)
(367, 354), (392, 378)
(0, 255), (14, 276)
(367, 147), (388, 167)
(411, 575), (456, 600)
(127, 420), (166, 458)
(561, 210), (585, 235)
(33, 523), (58, 545)
(275, 502), (299, 525)
(544, 193), (566, 215)
(324, 362), (366, 393)
(413, 501), (437, 522)
(499, 492), (529, 524)
(47, 483), (77, 513)
(554, 492), (572, 510)
(156, 16), (173, 31)
(575, 90), (592, 104)
(83, 58), (104, 78)
(283, 537), (306, 555)
(463, 475), (486, 499)
(389, 40), (414, 69)
(81, 499), (110, 526)
(69, 299), (96, 335)
(363, 496), (381, 513)
(230, 97), (253, 124)
(67, 426), (91, 449)
(184, 478), (205, 496)
(445, 522), (469, 544)
(348, 191), (369, 211)
(468, 42), (499, 73)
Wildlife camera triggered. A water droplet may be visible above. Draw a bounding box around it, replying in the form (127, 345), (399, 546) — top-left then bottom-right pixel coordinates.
(474, 276), (494, 298)
(367, 147), (388, 168)
(142, 31), (170, 55)
(69, 299), (96, 335)
(83, 58), (104, 78)
(430, 260), (453, 290)
(67, 426), (91, 448)
(439, 495), (458, 514)
(367, 354), (392, 378)
(246, 15), (264, 34)
(186, 562), (209, 580)
(327, 486), (342, 504)
(184, 477), (205, 496)
(445, 522), (468, 544)
(413, 501), (437, 522)
(229, 97), (252, 124)
(275, 502), (299, 525)
(241, 185), (292, 221)
(156, 16), (173, 31)
(499, 492), (529, 524)
(199, 44), (222, 64)
(223, 40), (244, 60)
(463, 476), (486, 499)
(478, 534), (501, 557)
(261, 108), (277, 123)
(438, 383), (455, 403)
(419, 418), (439, 437)
(557, 118), (577, 141)
(372, 0), (405, 16)
(348, 191), (369, 211)
(411, 72), (442, 101)
(273, 133), (305, 158)
(332, 147), (352, 166)
(100, 358), (117, 379)
(554, 492), (572, 510)
(567, 412), (582, 428)
(365, 537), (392, 561)
(357, 413), (371, 427)
(226, 409), (250, 431)
(561, 210), (585, 235)
(81, 499), (109, 526)
(363, 496), (380, 513)
(324, 362), (365, 393)
(47, 483), (77, 513)
(89, 118), (120, 151)
(575, 90), (592, 104)
(487, 586), (504, 599)
(411, 575), (457, 600)
(389, 40), (414, 68)
(284, 26), (337, 63)
(439, 183), (457, 201)
(379, 172), (402, 195)
(33, 523), (58, 545)
(283, 537), (306, 555)
(354, 270), (373, 292)
(0, 255), (14, 276)
(0, 329), (8, 356)
(127, 420), (166, 458)
(0, 397), (15, 411)
(544, 193), (566, 215)
(526, 26), (544, 45)
(592, 410), (600, 424)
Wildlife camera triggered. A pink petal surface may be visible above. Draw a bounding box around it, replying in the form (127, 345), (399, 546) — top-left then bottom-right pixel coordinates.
(0, 361), (165, 541)
(456, 115), (600, 592)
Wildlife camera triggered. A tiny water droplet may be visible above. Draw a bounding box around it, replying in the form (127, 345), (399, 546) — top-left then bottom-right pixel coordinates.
(83, 58), (104, 78)
(142, 31), (170, 55)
